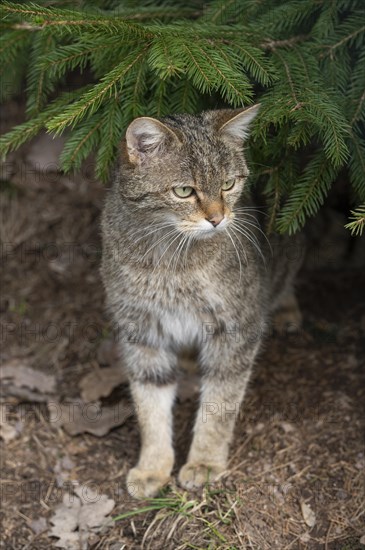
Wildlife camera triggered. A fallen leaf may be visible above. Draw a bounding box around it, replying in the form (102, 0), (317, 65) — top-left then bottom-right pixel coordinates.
(48, 399), (134, 437)
(49, 489), (115, 549)
(52, 532), (81, 550)
(79, 367), (127, 403)
(360, 534), (365, 545)
(300, 501), (316, 528)
(74, 486), (114, 529)
(60, 456), (75, 471)
(0, 404), (18, 442)
(299, 532), (311, 543)
(75, 485), (99, 505)
(49, 494), (82, 549)
(1, 386), (51, 403)
(0, 360), (56, 402)
(54, 456), (76, 487)
(30, 517), (48, 535)
(280, 422), (296, 433)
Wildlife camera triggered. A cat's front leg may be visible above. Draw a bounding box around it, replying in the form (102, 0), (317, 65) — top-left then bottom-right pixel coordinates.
(123, 343), (177, 499)
(178, 335), (259, 489)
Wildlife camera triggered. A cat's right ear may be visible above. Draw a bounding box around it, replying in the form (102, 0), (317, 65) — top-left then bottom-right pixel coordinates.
(218, 104), (260, 144)
(125, 117), (180, 165)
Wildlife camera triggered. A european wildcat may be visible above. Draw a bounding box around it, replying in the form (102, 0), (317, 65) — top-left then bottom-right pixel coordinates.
(101, 106), (303, 499)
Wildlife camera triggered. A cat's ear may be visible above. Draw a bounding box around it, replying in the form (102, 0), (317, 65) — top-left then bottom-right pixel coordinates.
(125, 117), (180, 165)
(219, 104), (260, 143)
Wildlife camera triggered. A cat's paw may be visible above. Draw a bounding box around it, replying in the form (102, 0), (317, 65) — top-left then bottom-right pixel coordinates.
(126, 467), (171, 499)
(178, 462), (225, 490)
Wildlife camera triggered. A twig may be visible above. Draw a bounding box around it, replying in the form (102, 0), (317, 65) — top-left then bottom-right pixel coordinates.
(261, 35), (308, 51)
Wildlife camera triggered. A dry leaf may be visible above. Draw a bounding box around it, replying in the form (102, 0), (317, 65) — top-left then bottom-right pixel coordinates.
(48, 399), (134, 437)
(49, 494), (82, 549)
(0, 360), (56, 401)
(299, 532), (311, 543)
(30, 517), (48, 535)
(74, 486), (114, 529)
(300, 501), (316, 528)
(1, 385), (51, 403)
(280, 422), (296, 433)
(79, 367), (127, 402)
(54, 456), (76, 487)
(0, 404), (18, 442)
(49, 489), (115, 549)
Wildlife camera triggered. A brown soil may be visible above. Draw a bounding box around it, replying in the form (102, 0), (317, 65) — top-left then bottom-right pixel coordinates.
(1, 106), (364, 550)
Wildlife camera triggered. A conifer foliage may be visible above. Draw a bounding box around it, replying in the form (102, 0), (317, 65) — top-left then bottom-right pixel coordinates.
(0, 0), (364, 234)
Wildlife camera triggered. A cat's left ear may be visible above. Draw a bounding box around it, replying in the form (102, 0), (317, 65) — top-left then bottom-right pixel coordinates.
(219, 104), (260, 143)
(125, 117), (181, 165)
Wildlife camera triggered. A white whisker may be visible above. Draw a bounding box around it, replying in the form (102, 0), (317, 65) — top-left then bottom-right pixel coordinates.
(152, 231), (184, 275)
(225, 228), (243, 283)
(233, 206), (268, 217)
(234, 218), (272, 256)
(233, 211), (261, 225)
(173, 233), (192, 278)
(183, 233), (195, 267)
(231, 222), (267, 267)
(133, 222), (177, 245)
(229, 226), (248, 266)
(139, 228), (178, 263)
(167, 232), (187, 275)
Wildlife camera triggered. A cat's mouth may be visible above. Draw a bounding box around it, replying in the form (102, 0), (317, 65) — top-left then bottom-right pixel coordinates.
(178, 216), (229, 240)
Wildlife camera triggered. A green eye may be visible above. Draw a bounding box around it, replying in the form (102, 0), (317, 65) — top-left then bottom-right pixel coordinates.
(173, 186), (194, 198)
(222, 179), (235, 191)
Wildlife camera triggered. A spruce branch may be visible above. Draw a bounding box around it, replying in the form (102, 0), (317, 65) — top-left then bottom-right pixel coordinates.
(193, 41), (251, 104)
(0, 88), (89, 158)
(208, 0), (237, 24)
(298, 92), (350, 167)
(277, 153), (339, 235)
(265, 169), (282, 235)
(148, 37), (186, 79)
(26, 31), (57, 115)
(325, 24), (365, 55)
(225, 40), (274, 85)
(0, 1), (153, 36)
(59, 113), (104, 171)
(46, 46), (149, 133)
(95, 99), (127, 182)
(40, 42), (111, 78)
(273, 50), (300, 105)
(348, 131), (365, 202)
(181, 42), (214, 93)
(345, 206), (365, 236)
(0, 0), (364, 235)
(261, 35), (308, 51)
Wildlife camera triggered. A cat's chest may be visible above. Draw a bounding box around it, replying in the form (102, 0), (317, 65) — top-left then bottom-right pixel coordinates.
(143, 268), (225, 311)
(141, 270), (226, 347)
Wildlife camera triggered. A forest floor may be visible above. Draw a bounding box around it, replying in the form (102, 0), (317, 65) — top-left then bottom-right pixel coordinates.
(1, 102), (365, 549)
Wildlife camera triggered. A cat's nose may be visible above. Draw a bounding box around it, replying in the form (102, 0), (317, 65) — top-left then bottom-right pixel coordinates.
(207, 214), (224, 227)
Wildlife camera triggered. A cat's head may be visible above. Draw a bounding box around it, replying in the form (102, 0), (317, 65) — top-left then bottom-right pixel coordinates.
(120, 106), (259, 239)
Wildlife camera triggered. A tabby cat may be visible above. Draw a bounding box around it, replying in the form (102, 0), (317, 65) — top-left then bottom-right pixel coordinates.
(101, 106), (303, 498)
